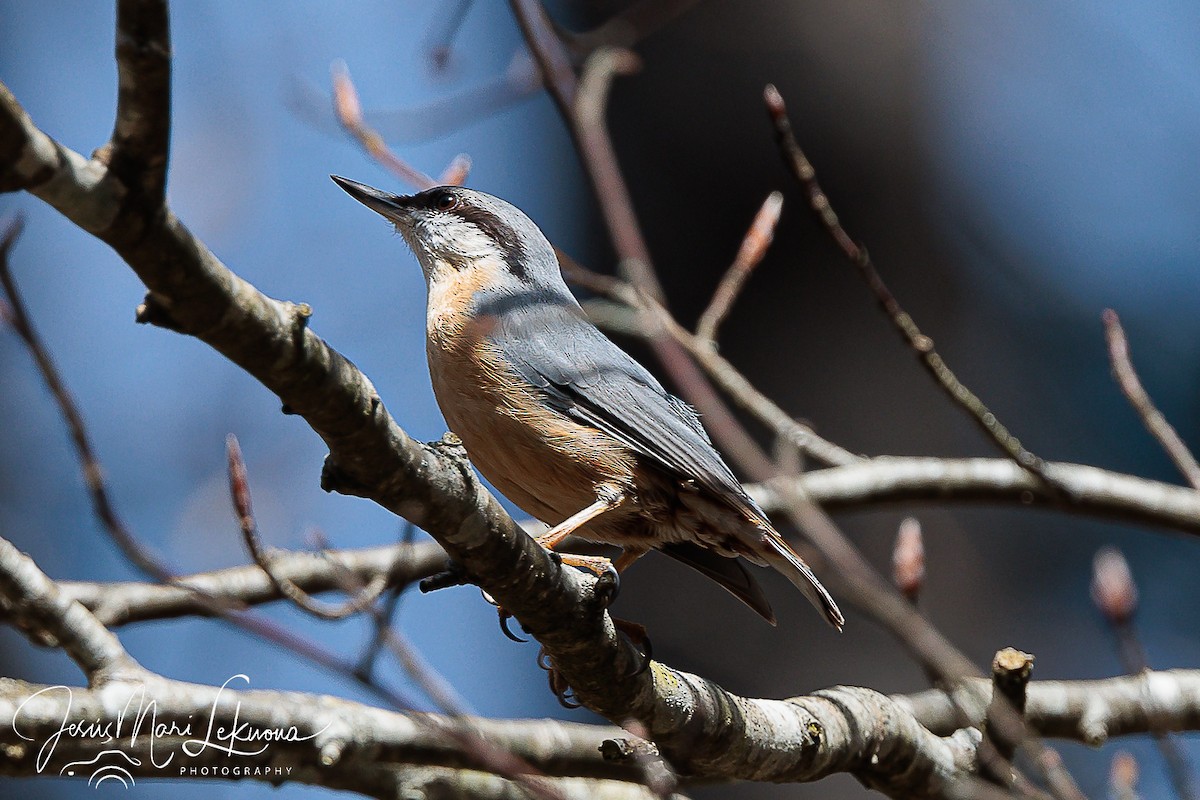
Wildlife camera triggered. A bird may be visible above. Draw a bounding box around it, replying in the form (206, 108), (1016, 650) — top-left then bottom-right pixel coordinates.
(332, 175), (843, 630)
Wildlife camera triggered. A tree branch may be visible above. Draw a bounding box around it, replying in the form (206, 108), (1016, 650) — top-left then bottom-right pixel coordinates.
(108, 0), (171, 205)
(1103, 308), (1200, 490)
(900, 669), (1200, 744)
(747, 456), (1200, 537)
(56, 542), (446, 627)
(0, 536), (142, 683)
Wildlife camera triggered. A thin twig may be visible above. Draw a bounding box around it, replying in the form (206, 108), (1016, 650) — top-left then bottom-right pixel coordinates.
(572, 45), (658, 297)
(332, 61), (466, 191)
(227, 434), (389, 620)
(764, 84), (1057, 487)
(696, 191), (784, 345)
(980, 648), (1035, 786)
(1093, 547), (1195, 800)
(1103, 309), (1200, 489)
(355, 523), (418, 680)
(421, 0), (474, 73)
(1110, 752), (1140, 800)
(0, 216), (175, 581)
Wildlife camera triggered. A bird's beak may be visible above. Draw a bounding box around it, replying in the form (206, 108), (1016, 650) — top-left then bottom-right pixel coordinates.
(331, 175), (413, 224)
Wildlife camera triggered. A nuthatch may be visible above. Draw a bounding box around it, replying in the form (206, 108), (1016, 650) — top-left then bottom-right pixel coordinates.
(332, 176), (843, 630)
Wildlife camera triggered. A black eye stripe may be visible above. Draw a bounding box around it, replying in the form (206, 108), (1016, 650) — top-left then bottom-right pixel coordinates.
(411, 188), (532, 281)
(447, 204), (529, 281)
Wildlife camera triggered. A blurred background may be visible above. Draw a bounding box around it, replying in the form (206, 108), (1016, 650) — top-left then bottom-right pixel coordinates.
(2, 1), (1198, 797)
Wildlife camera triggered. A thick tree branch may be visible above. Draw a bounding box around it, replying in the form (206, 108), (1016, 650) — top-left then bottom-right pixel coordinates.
(0, 677), (652, 794)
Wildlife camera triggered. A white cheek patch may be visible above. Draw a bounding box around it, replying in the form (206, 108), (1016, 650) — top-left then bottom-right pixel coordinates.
(404, 213), (506, 269)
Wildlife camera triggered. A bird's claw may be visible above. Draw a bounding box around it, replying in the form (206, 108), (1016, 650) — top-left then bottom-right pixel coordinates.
(555, 554), (621, 607)
(594, 561), (621, 608)
(537, 647), (581, 708)
(614, 618), (653, 677)
(497, 607), (528, 643)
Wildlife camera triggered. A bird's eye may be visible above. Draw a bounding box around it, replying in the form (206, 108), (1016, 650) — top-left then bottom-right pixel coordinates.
(434, 192), (457, 211)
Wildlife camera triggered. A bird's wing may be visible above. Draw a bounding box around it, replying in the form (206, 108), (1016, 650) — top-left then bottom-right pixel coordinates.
(485, 294), (844, 630)
(487, 296), (762, 520)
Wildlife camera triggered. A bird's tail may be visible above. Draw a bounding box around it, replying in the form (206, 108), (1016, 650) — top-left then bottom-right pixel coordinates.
(761, 531), (844, 630)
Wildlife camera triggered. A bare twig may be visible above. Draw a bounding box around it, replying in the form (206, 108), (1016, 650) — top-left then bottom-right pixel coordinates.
(1103, 309), (1200, 489)
(696, 191), (784, 345)
(0, 215), (163, 580)
(764, 84), (1057, 486)
(421, 0), (474, 73)
(980, 648), (1035, 786)
(438, 152), (473, 186)
(572, 46), (657, 297)
(58, 541), (445, 627)
(509, 0), (579, 114)
(227, 434), (389, 620)
(748, 456), (1200, 536)
(332, 61), (458, 191)
(1092, 548), (1195, 800)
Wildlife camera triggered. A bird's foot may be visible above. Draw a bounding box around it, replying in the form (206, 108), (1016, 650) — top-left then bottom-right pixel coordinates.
(556, 553), (621, 607)
(614, 617), (653, 677)
(495, 606), (528, 643)
(537, 648), (581, 709)
(536, 617), (652, 707)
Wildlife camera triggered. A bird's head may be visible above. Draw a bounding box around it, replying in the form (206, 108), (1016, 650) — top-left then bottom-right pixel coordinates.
(332, 176), (561, 297)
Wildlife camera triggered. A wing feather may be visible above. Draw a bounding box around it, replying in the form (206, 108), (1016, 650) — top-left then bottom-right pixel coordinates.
(487, 296), (761, 518)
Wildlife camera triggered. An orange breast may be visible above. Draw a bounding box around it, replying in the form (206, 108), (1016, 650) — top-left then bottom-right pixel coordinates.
(424, 274), (638, 528)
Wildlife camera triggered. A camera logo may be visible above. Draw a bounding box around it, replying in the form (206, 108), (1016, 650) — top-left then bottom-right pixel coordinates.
(60, 750), (140, 789)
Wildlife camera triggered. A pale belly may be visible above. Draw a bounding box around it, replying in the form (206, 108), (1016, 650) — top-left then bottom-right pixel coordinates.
(427, 335), (642, 536)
